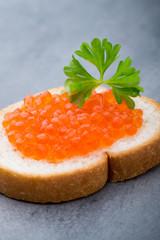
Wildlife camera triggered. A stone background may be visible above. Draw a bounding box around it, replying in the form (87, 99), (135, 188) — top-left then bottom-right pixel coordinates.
(0, 0), (159, 239)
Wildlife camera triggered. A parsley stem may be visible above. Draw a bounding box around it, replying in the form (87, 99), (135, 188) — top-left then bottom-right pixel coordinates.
(103, 76), (115, 84)
(100, 72), (103, 82)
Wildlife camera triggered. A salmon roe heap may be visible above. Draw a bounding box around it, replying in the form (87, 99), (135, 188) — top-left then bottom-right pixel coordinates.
(2, 89), (143, 163)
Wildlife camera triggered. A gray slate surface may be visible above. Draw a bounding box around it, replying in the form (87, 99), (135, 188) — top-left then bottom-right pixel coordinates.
(0, 0), (160, 239)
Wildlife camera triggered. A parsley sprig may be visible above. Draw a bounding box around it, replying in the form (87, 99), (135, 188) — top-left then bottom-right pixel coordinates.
(63, 38), (143, 109)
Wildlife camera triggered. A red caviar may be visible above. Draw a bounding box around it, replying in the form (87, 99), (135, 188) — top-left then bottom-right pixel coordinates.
(2, 90), (143, 163)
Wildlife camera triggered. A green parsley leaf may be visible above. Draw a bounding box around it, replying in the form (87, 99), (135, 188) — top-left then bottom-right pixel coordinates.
(63, 38), (144, 108)
(63, 55), (101, 107)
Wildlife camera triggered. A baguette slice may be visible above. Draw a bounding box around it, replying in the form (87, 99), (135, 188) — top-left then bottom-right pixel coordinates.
(0, 86), (159, 203)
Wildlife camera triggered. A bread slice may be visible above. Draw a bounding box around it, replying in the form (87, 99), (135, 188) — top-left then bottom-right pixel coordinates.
(105, 97), (160, 182)
(0, 86), (159, 202)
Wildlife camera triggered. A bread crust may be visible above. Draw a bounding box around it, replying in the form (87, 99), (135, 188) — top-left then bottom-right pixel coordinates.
(0, 154), (108, 203)
(0, 86), (159, 202)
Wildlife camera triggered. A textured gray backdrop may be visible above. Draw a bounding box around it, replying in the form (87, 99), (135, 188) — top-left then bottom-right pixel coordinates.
(0, 0), (160, 240)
